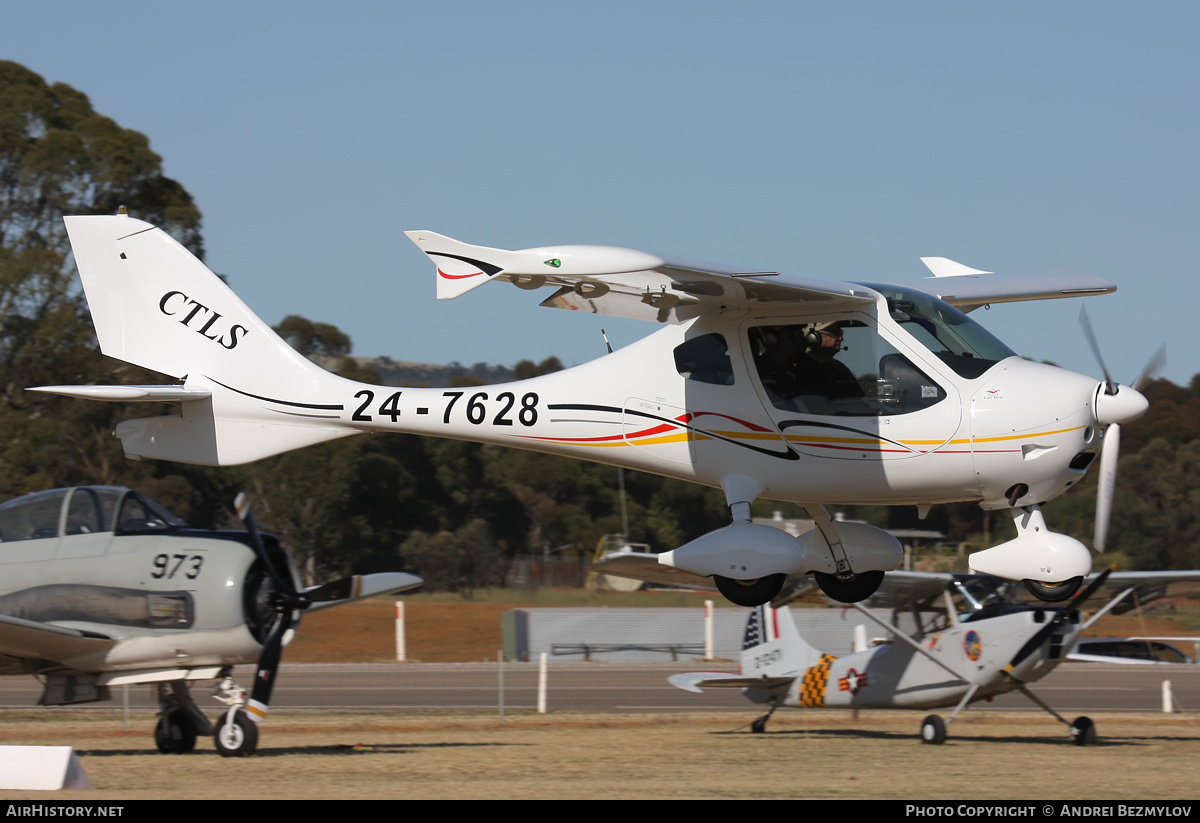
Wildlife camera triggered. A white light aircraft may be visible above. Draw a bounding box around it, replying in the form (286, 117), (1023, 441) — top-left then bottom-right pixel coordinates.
(666, 568), (1199, 745)
(0, 485), (423, 756)
(35, 212), (1158, 607)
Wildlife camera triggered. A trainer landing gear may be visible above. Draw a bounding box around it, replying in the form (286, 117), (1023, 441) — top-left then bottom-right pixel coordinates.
(212, 669), (259, 757)
(214, 709), (259, 758)
(154, 682), (211, 755)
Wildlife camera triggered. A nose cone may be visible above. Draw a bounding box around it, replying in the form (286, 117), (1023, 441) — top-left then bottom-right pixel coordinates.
(1093, 383), (1149, 426)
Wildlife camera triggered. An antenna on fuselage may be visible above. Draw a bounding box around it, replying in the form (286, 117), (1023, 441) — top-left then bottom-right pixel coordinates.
(601, 328), (613, 354)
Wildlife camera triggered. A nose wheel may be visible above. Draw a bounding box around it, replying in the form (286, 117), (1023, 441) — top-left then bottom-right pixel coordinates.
(1023, 577), (1083, 602)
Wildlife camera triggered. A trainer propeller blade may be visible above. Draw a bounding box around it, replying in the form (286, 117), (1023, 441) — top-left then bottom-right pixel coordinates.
(234, 492), (306, 723)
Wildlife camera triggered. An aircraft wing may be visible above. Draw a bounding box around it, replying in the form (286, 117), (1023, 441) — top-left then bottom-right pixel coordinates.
(900, 259), (1116, 313)
(1079, 570), (1200, 613)
(0, 614), (116, 672)
(406, 231), (876, 324)
(668, 672), (795, 693)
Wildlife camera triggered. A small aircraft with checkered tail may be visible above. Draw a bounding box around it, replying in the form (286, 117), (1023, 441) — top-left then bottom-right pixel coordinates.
(35, 213), (1159, 608)
(666, 568), (1200, 744)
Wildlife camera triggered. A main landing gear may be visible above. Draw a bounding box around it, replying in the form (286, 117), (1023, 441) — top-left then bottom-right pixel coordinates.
(713, 573), (787, 607)
(154, 681), (210, 755)
(918, 676), (1098, 746)
(814, 570), (885, 604)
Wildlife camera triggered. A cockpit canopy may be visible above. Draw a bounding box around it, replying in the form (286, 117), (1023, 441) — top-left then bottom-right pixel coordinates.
(0, 486), (188, 541)
(859, 283), (1018, 379)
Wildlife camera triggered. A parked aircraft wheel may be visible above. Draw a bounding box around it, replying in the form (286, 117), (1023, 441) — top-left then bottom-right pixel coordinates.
(920, 714), (946, 745)
(213, 710), (259, 758)
(1023, 577), (1083, 602)
(154, 712), (197, 754)
(814, 570), (885, 604)
(1070, 716), (1097, 746)
(751, 715), (769, 734)
(713, 574), (786, 607)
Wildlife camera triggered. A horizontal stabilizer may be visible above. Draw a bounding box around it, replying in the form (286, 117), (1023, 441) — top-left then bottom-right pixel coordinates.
(29, 385), (212, 403)
(668, 672), (795, 693)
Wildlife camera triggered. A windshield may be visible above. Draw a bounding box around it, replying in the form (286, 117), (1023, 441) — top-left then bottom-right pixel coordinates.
(858, 283), (1017, 379)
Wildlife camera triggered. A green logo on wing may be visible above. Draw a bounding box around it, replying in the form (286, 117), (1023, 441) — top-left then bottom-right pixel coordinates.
(544, 258), (561, 268)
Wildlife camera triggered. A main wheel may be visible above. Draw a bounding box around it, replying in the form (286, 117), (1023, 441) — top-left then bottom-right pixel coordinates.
(1024, 577), (1083, 602)
(751, 715), (769, 734)
(213, 710), (259, 758)
(920, 714), (946, 745)
(1070, 716), (1097, 746)
(713, 573), (786, 607)
(154, 712), (197, 754)
(814, 570), (885, 603)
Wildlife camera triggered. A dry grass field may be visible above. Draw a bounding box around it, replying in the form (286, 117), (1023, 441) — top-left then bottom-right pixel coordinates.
(1, 711), (1198, 800)
(2, 591), (1197, 799)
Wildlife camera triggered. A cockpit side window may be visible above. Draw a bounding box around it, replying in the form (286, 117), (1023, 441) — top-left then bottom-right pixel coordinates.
(115, 493), (188, 534)
(748, 319), (946, 416)
(674, 333), (735, 386)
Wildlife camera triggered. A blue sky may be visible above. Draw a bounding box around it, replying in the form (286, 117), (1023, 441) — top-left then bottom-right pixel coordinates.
(4, 1), (1197, 386)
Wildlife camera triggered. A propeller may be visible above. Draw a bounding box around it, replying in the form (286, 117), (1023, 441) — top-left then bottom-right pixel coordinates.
(1078, 306), (1161, 552)
(1006, 567), (1113, 678)
(232, 493), (407, 724)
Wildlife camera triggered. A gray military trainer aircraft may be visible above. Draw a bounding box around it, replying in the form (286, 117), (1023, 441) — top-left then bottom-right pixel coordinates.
(0, 485), (422, 756)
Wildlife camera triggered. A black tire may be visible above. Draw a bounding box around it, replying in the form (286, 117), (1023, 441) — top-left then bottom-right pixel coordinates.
(213, 710), (259, 758)
(154, 712), (197, 754)
(1024, 577), (1084, 602)
(920, 714), (946, 745)
(713, 573), (786, 607)
(814, 570), (885, 603)
(1070, 716), (1097, 746)
(751, 716), (768, 734)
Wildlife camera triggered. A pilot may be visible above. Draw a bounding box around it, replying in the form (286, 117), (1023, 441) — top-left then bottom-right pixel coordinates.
(793, 323), (862, 406)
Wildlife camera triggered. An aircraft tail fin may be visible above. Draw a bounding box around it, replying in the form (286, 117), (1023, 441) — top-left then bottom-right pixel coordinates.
(40, 214), (357, 465)
(740, 605), (827, 677)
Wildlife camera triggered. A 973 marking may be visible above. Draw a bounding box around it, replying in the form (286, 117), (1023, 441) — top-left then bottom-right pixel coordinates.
(151, 554), (203, 579)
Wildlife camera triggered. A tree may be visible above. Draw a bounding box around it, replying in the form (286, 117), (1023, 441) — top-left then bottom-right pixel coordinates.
(1, 60), (203, 498)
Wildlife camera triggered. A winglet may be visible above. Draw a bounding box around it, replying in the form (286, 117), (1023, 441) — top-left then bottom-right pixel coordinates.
(406, 231), (506, 300)
(405, 230), (667, 300)
(920, 257), (993, 277)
